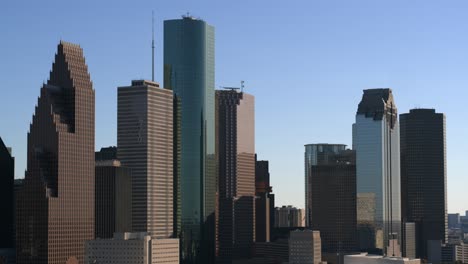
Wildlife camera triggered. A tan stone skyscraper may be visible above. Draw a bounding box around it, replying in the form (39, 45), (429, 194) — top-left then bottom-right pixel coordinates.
(16, 41), (95, 264)
(216, 90), (256, 262)
(117, 80), (174, 238)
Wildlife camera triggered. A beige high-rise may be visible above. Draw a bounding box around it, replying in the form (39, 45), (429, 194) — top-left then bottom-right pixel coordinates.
(117, 80), (173, 238)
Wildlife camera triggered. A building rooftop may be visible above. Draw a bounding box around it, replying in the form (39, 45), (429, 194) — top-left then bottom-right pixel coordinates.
(304, 143), (347, 147)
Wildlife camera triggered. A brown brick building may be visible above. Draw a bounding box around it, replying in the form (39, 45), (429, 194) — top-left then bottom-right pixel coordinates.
(16, 41), (95, 264)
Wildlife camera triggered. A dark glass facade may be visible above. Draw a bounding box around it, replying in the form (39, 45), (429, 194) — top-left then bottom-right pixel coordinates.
(309, 148), (358, 259)
(164, 17), (216, 263)
(0, 137), (14, 249)
(16, 41), (95, 264)
(255, 156), (273, 243)
(95, 147), (132, 239)
(400, 108), (447, 259)
(216, 90), (256, 262)
(304, 143), (346, 227)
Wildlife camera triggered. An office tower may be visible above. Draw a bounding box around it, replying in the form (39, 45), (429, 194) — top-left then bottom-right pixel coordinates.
(216, 89), (256, 262)
(117, 80), (173, 238)
(95, 147), (132, 239)
(16, 41), (95, 264)
(0, 137), (14, 248)
(289, 230), (322, 264)
(308, 145), (357, 257)
(304, 144), (347, 227)
(275, 206), (305, 228)
(164, 15), (216, 263)
(354, 88), (401, 256)
(255, 158), (271, 195)
(400, 109), (447, 259)
(255, 156), (273, 243)
(86, 232), (179, 264)
(448, 214), (461, 229)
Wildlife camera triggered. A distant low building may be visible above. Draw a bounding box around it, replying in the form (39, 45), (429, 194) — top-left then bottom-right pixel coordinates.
(448, 213), (461, 229)
(275, 206), (305, 228)
(85, 232), (179, 264)
(427, 240), (468, 264)
(344, 253), (420, 264)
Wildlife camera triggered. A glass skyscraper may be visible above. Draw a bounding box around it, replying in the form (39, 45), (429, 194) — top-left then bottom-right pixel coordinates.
(164, 16), (216, 263)
(354, 89), (401, 256)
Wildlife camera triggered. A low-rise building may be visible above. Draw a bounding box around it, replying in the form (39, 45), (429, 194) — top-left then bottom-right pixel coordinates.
(275, 206), (305, 228)
(344, 253), (420, 264)
(85, 232), (179, 264)
(289, 230), (322, 264)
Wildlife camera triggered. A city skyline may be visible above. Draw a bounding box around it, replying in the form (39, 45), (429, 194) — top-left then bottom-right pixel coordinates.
(2, 1), (468, 215)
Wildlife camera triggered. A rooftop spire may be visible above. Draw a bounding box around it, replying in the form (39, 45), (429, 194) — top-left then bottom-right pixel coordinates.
(152, 10), (155, 82)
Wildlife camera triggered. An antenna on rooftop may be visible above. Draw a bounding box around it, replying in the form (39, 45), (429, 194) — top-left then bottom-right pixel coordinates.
(152, 10), (155, 82)
(219, 81), (245, 92)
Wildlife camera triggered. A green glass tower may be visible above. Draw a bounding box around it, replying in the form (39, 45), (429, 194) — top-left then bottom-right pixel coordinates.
(164, 16), (216, 263)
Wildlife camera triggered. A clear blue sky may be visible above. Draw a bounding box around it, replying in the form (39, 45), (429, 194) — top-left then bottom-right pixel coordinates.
(1, 0), (467, 214)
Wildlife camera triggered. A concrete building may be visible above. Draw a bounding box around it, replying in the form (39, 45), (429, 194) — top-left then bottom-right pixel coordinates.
(400, 109), (447, 259)
(95, 147), (132, 238)
(16, 41), (95, 264)
(402, 222), (416, 258)
(85, 232), (179, 264)
(344, 253), (420, 264)
(0, 137), (15, 264)
(117, 80), (173, 239)
(354, 89), (401, 255)
(164, 15), (216, 263)
(216, 90), (256, 262)
(275, 206), (305, 228)
(308, 145), (357, 258)
(289, 230), (322, 264)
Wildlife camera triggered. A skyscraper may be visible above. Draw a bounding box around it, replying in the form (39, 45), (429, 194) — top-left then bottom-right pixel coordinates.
(354, 88), (401, 256)
(308, 145), (357, 258)
(304, 143), (347, 227)
(255, 156), (273, 243)
(117, 80), (173, 239)
(164, 15), (216, 263)
(216, 90), (256, 262)
(0, 137), (14, 258)
(95, 147), (132, 239)
(400, 108), (447, 259)
(16, 41), (95, 264)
